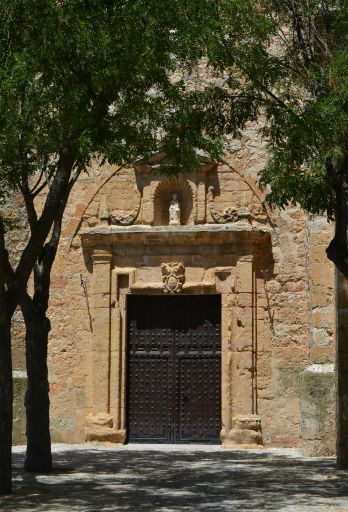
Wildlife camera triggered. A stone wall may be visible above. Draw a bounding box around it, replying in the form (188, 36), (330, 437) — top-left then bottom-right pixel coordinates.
(41, 149), (336, 453)
(299, 364), (335, 456)
(4, 131), (336, 453)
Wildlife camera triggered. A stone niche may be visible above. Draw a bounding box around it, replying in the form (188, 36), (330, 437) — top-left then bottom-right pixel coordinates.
(134, 152), (213, 226)
(153, 176), (193, 226)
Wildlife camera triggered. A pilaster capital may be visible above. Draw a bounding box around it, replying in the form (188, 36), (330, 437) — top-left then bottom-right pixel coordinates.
(238, 255), (254, 263)
(92, 248), (112, 265)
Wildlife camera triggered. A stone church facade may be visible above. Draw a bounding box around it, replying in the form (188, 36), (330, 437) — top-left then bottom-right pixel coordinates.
(11, 131), (337, 455)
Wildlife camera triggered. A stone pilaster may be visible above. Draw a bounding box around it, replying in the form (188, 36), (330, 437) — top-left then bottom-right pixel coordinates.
(218, 271), (234, 442)
(195, 174), (206, 224)
(109, 269), (135, 444)
(86, 249), (117, 442)
(222, 255), (263, 448)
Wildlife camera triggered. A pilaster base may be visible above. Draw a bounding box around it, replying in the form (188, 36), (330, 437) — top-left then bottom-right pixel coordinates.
(221, 414), (264, 449)
(85, 413), (126, 444)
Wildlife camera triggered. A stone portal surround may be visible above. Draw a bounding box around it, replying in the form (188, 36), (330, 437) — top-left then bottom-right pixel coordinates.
(82, 226), (270, 447)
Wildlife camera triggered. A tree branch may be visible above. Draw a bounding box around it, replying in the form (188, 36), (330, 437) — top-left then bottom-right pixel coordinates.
(29, 168), (45, 196)
(326, 159), (348, 278)
(19, 179), (38, 232)
(0, 218), (15, 288)
(31, 162), (84, 311)
(48, 163), (84, 250)
(287, 0), (312, 67)
(14, 148), (75, 293)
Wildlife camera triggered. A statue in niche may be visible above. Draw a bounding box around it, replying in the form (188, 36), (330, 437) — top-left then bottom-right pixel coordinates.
(169, 193), (181, 226)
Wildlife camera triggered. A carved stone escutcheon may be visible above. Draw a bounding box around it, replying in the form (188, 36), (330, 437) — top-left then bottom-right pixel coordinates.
(161, 262), (185, 294)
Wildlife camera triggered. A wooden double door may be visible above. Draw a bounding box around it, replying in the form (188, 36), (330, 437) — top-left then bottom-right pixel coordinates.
(126, 295), (221, 443)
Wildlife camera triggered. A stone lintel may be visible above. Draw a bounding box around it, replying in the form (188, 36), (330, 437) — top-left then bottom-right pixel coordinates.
(129, 281), (216, 294)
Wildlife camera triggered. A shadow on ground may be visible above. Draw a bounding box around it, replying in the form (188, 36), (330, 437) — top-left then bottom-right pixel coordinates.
(1, 446), (348, 511)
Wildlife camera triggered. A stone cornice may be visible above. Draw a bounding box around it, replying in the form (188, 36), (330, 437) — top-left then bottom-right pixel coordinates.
(134, 150), (217, 172)
(81, 224), (271, 250)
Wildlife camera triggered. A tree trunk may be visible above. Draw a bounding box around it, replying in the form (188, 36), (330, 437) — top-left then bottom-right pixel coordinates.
(0, 304), (13, 494)
(0, 220), (14, 495)
(22, 298), (52, 473)
(326, 161), (348, 468)
(336, 271), (348, 468)
(20, 175), (73, 474)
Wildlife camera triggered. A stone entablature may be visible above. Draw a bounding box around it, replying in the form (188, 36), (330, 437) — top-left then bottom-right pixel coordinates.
(81, 223), (270, 244)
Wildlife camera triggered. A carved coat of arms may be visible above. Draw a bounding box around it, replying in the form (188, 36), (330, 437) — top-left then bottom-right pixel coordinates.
(161, 262), (185, 294)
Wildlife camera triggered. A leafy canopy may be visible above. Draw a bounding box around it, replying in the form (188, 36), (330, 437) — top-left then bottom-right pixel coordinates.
(0, 0), (231, 193)
(1, 1), (347, 218)
(201, 0), (348, 219)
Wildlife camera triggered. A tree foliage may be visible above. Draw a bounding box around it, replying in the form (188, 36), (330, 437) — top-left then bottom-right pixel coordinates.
(1, 0), (348, 492)
(0, 0), (228, 188)
(0, 0), (229, 492)
(197, 0), (348, 468)
(202, 2), (348, 238)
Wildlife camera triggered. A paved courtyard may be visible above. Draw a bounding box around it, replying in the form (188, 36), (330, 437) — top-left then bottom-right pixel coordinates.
(1, 444), (348, 511)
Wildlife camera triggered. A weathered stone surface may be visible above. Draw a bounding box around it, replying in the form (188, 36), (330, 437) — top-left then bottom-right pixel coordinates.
(5, 143), (337, 453)
(13, 371), (27, 445)
(86, 413), (113, 428)
(224, 428), (263, 446)
(299, 364), (335, 456)
(222, 414), (264, 448)
(232, 414), (262, 432)
(85, 427), (126, 443)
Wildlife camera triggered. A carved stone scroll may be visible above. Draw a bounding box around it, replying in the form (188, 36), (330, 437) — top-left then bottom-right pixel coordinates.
(161, 262), (185, 294)
(110, 191), (142, 226)
(208, 186), (239, 224)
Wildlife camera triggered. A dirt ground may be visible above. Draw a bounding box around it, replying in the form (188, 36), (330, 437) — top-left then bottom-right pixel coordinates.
(1, 444), (348, 511)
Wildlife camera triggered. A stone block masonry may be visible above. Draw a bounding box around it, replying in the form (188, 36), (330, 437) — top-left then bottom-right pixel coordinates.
(5, 142), (336, 455)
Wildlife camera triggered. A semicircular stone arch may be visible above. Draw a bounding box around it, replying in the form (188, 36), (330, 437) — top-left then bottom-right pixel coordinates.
(153, 176), (194, 226)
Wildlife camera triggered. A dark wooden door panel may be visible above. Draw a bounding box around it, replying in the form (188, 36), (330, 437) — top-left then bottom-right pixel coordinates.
(176, 357), (221, 443)
(127, 295), (221, 443)
(128, 357), (172, 442)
